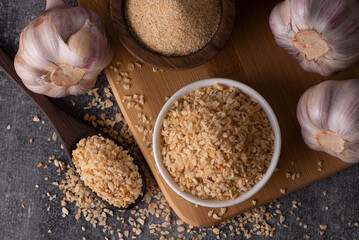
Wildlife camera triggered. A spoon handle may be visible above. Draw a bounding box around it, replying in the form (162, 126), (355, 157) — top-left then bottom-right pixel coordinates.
(0, 48), (53, 113)
(0, 48), (97, 159)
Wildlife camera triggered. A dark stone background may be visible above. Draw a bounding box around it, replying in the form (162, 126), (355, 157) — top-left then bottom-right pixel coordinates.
(1, 0), (359, 239)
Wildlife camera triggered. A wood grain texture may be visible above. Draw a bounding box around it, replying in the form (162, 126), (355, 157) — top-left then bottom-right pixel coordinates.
(0, 47), (146, 211)
(78, 0), (359, 227)
(110, 0), (236, 70)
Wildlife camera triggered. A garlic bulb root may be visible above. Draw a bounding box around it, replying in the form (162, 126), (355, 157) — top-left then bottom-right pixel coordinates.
(14, 0), (113, 98)
(316, 131), (346, 154)
(293, 30), (330, 60)
(45, 63), (86, 87)
(270, 0), (359, 76)
(297, 79), (359, 163)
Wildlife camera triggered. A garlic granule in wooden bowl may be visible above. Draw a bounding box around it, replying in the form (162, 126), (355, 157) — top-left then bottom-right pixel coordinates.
(125, 0), (221, 56)
(72, 135), (143, 208)
(160, 84), (275, 201)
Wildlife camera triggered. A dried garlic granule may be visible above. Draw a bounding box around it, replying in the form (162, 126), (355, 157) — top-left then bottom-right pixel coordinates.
(125, 0), (221, 56)
(72, 135), (143, 208)
(161, 84), (275, 200)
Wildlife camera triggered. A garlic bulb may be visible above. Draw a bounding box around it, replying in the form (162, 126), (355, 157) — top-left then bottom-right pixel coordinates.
(14, 0), (113, 97)
(269, 0), (359, 76)
(297, 79), (359, 163)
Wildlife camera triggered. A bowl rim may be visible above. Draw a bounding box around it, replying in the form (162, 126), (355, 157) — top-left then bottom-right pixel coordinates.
(110, 0), (236, 70)
(153, 78), (281, 208)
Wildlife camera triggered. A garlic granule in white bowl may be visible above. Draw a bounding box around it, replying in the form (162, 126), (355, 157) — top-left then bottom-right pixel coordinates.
(153, 78), (281, 208)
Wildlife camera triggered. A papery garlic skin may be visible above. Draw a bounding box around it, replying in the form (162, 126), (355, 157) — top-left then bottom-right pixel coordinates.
(269, 0), (359, 76)
(297, 79), (359, 163)
(14, 0), (113, 97)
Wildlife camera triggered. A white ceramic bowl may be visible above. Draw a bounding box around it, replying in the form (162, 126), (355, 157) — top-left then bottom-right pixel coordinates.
(153, 78), (281, 208)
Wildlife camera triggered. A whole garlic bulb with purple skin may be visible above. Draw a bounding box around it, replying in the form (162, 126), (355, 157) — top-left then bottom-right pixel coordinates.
(297, 79), (359, 163)
(14, 0), (113, 98)
(269, 0), (359, 76)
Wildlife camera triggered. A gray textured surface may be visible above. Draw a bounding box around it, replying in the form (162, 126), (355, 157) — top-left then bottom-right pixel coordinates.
(1, 0), (359, 239)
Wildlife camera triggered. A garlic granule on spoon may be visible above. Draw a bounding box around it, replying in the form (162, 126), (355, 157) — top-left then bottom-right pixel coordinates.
(72, 135), (143, 208)
(269, 0), (359, 76)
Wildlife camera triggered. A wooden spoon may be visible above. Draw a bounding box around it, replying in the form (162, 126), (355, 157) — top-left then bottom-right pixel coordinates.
(0, 47), (146, 211)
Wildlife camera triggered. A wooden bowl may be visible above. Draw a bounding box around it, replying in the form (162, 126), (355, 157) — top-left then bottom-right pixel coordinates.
(110, 0), (236, 70)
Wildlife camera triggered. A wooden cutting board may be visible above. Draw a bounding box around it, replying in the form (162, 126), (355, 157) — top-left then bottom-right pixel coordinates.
(78, 0), (359, 227)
